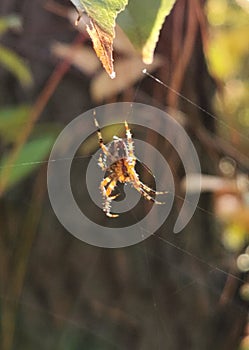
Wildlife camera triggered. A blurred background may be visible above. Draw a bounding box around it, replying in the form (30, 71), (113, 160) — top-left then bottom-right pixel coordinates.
(0, 0), (249, 349)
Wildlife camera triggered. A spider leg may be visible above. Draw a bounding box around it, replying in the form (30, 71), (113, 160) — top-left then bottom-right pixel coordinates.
(100, 176), (119, 218)
(98, 153), (106, 171)
(140, 182), (167, 195)
(134, 184), (165, 204)
(94, 118), (109, 155)
(105, 178), (118, 197)
(127, 159), (167, 195)
(128, 169), (165, 204)
(94, 118), (118, 167)
(124, 121), (136, 166)
(100, 176), (112, 191)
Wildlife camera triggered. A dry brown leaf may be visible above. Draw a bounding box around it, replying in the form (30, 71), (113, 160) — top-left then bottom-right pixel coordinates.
(90, 55), (163, 102)
(86, 19), (115, 79)
(70, 0), (128, 79)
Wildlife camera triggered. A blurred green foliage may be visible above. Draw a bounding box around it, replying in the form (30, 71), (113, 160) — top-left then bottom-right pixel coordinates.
(0, 45), (33, 87)
(207, 0), (249, 79)
(206, 0), (249, 153)
(0, 104), (59, 192)
(0, 105), (31, 144)
(0, 16), (57, 193)
(0, 14), (21, 35)
(207, 3), (249, 324)
(0, 133), (56, 191)
(0, 15), (32, 86)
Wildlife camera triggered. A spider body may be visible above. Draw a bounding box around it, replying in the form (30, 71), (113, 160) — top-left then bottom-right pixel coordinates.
(104, 138), (129, 169)
(94, 118), (166, 218)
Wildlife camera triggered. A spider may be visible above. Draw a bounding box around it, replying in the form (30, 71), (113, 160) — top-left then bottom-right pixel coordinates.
(94, 118), (166, 218)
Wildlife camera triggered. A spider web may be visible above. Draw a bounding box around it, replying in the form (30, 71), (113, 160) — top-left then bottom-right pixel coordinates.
(1, 72), (248, 350)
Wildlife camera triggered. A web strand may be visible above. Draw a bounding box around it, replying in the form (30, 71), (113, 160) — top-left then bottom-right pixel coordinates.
(143, 69), (249, 143)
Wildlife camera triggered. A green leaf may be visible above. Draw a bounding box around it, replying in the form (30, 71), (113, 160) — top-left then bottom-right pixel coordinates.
(0, 44), (33, 86)
(0, 105), (31, 144)
(117, 0), (177, 64)
(0, 14), (22, 35)
(70, 0), (176, 76)
(70, 0), (128, 78)
(71, 0), (128, 35)
(0, 135), (55, 191)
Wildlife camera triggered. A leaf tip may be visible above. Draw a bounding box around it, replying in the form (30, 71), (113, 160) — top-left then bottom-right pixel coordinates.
(142, 46), (154, 65)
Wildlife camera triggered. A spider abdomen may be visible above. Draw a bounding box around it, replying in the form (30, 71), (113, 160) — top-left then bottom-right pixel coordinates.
(110, 159), (130, 183)
(104, 139), (129, 166)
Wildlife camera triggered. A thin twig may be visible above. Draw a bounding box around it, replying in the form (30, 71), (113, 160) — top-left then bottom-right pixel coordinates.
(167, 0), (198, 108)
